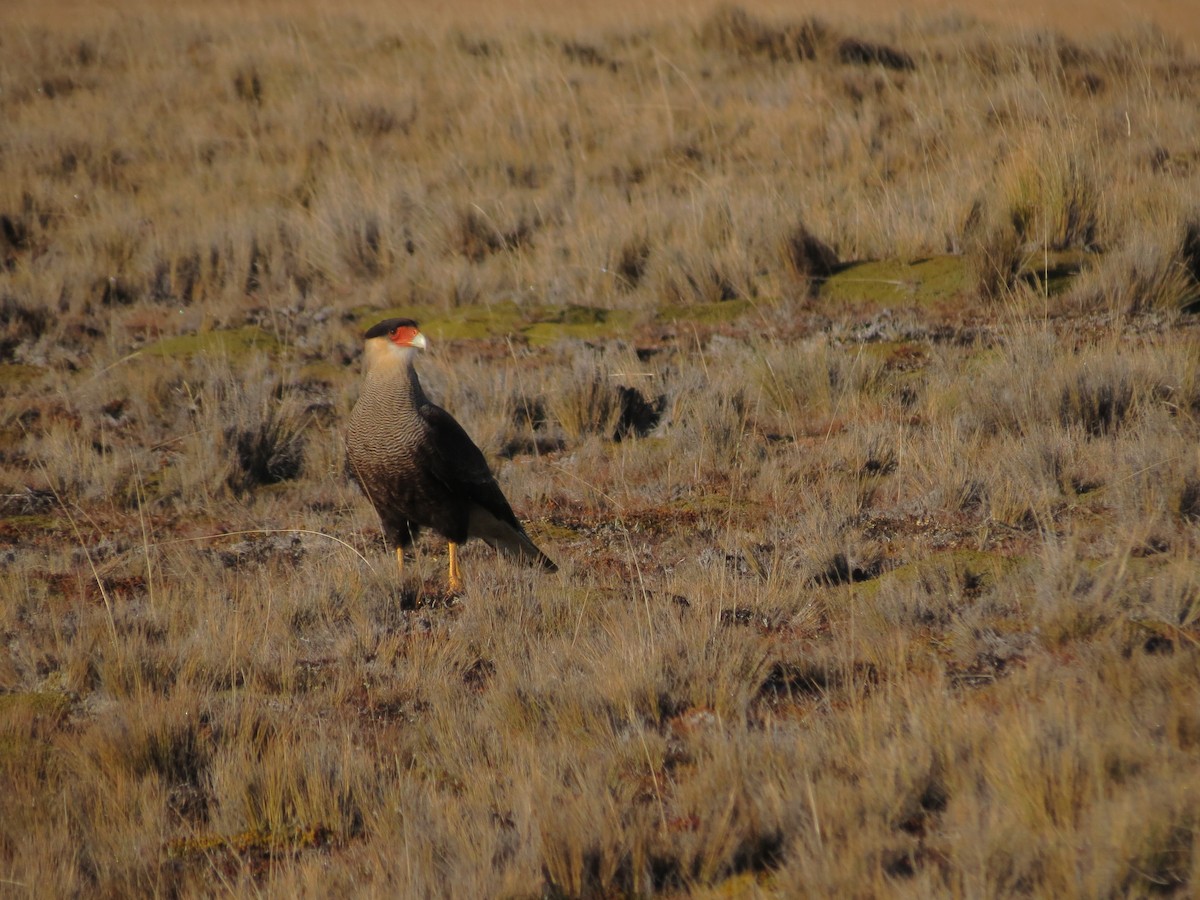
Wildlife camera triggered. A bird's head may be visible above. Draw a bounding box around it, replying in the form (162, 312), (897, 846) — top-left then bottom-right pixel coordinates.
(363, 318), (428, 371)
(365, 318), (427, 350)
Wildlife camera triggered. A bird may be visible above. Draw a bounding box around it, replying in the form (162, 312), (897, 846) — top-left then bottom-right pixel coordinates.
(346, 317), (556, 591)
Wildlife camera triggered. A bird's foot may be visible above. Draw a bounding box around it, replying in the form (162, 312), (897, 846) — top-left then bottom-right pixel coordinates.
(447, 541), (463, 593)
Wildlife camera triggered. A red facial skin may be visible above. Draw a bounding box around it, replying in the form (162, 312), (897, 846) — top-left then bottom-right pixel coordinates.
(390, 325), (422, 347)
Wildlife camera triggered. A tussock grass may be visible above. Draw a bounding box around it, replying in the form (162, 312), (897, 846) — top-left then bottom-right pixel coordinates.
(547, 357), (625, 444)
(1068, 221), (1200, 315)
(4, 1), (1200, 896)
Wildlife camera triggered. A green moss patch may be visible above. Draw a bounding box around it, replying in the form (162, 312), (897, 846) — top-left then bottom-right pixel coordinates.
(523, 305), (637, 345)
(364, 302), (639, 345)
(819, 256), (973, 307)
(418, 302), (528, 342)
(657, 298), (754, 325)
(820, 252), (1087, 307)
(139, 326), (282, 358)
(535, 520), (585, 542)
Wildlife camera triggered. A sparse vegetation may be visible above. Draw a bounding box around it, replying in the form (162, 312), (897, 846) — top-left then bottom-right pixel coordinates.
(3, 0), (1200, 896)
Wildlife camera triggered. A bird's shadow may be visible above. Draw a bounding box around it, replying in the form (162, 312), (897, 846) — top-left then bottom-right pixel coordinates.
(391, 579), (461, 611)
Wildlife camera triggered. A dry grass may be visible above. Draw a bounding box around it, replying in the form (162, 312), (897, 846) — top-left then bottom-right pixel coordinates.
(4, 1), (1200, 896)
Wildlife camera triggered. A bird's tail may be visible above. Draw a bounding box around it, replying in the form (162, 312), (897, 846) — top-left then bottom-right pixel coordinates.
(485, 527), (558, 572)
(469, 507), (558, 572)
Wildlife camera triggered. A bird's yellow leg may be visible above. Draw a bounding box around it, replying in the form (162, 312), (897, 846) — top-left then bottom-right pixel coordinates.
(447, 541), (462, 592)
(395, 547), (404, 577)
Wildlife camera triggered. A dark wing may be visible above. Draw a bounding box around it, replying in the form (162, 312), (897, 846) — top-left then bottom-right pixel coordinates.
(418, 402), (525, 530)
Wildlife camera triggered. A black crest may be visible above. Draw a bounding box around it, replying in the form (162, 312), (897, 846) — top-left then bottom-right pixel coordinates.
(364, 318), (420, 340)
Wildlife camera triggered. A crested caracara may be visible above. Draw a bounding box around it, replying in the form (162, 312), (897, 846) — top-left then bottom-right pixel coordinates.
(347, 318), (556, 590)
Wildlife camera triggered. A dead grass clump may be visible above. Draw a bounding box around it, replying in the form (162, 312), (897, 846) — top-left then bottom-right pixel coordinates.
(560, 39), (619, 73)
(0, 294), (53, 360)
(146, 250), (204, 306)
(652, 200), (760, 305)
(453, 205), (537, 263)
(966, 30), (1092, 83)
(1181, 216), (1200, 287)
(659, 256), (746, 305)
(667, 372), (757, 472)
(152, 357), (311, 499)
(546, 359), (646, 444)
(808, 550), (885, 587)
(1058, 365), (1135, 436)
(962, 198), (1028, 301)
(836, 36), (915, 71)
(957, 334), (1177, 440)
(1, 212), (33, 270)
(207, 720), (368, 845)
(612, 236), (650, 293)
(1068, 223), (1200, 315)
(1179, 477), (1200, 522)
(780, 221), (839, 296)
(979, 429), (1075, 528)
(757, 338), (886, 438)
(700, 6), (914, 73)
(72, 693), (212, 822)
(546, 360), (620, 444)
(699, 6), (826, 63)
(535, 723), (790, 895)
(614, 385), (665, 440)
(232, 64), (264, 106)
(1001, 145), (1102, 252)
(337, 212), (388, 279)
(224, 406), (307, 493)
(536, 791), (641, 896)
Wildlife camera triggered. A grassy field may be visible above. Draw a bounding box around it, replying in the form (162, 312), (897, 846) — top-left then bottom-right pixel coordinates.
(3, 1), (1200, 896)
